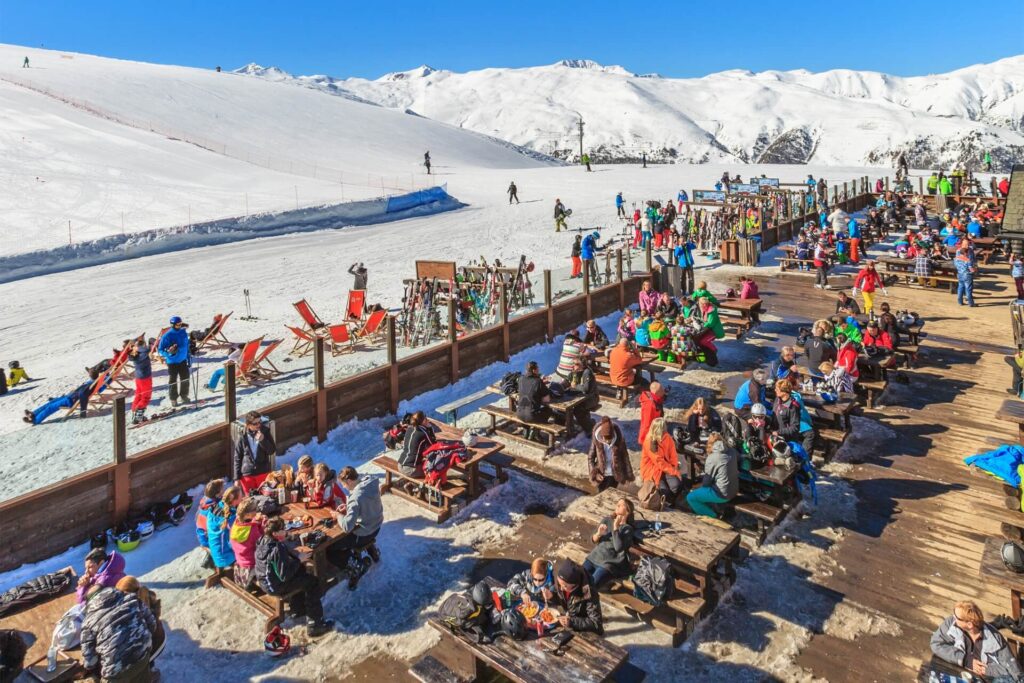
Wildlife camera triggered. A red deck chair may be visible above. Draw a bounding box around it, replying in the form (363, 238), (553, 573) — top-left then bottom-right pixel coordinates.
(196, 311), (233, 352)
(151, 327), (170, 364)
(286, 325), (317, 357)
(327, 324), (355, 356)
(294, 299), (327, 332)
(252, 339), (283, 377)
(352, 309), (387, 344)
(345, 290), (366, 323)
(66, 346), (132, 417)
(235, 336), (266, 384)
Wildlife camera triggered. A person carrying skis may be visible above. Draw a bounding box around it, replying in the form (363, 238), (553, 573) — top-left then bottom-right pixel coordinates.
(158, 316), (191, 407)
(508, 181), (519, 204)
(554, 198), (568, 232)
(348, 262), (368, 291)
(129, 339), (152, 424)
(423, 151), (431, 175)
(615, 192), (625, 218)
(581, 231), (602, 282)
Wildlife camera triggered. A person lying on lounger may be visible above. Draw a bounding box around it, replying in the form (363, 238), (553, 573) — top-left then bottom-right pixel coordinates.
(23, 375), (95, 425)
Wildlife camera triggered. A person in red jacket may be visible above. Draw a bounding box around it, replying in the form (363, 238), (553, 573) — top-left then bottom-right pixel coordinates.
(999, 177), (1010, 198)
(852, 261), (887, 314)
(835, 334), (860, 382)
(637, 382), (666, 446)
(862, 320), (898, 368)
(305, 463), (347, 510)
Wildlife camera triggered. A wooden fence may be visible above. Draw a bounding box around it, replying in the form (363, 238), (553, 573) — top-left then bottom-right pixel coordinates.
(0, 270), (646, 572)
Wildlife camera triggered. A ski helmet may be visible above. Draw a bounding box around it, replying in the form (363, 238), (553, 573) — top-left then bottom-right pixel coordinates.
(116, 529), (140, 552)
(1002, 541), (1024, 573)
(135, 519), (155, 541)
(750, 403), (767, 418)
(263, 625), (291, 657)
(89, 532), (108, 551)
(7, 360), (18, 369)
(169, 315), (182, 325)
(591, 231), (600, 239)
(470, 580), (492, 608)
(770, 436), (791, 460)
(498, 608), (527, 640)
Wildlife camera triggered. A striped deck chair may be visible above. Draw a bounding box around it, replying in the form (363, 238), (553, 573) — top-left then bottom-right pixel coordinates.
(195, 311), (233, 352)
(150, 327), (170, 364)
(352, 309), (388, 344)
(327, 324), (355, 356)
(345, 290), (366, 323)
(294, 299), (327, 332)
(65, 346), (132, 417)
(252, 339), (283, 377)
(235, 336), (266, 384)
(286, 325), (317, 357)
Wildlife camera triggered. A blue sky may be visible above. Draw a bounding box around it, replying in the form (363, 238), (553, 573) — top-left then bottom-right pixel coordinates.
(3, 0), (1022, 79)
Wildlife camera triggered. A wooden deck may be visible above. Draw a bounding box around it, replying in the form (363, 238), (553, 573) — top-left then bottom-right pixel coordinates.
(754, 262), (1020, 680)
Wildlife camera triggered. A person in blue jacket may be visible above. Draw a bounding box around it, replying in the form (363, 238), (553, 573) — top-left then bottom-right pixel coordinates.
(203, 486), (241, 570)
(158, 316), (191, 406)
(615, 192), (625, 218)
(673, 238), (697, 295)
(733, 369), (768, 417)
(581, 231), (602, 283)
(677, 189), (688, 212)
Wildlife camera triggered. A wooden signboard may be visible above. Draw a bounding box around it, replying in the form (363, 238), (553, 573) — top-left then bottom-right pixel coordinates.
(415, 260), (457, 281)
(693, 189), (727, 203)
(728, 183), (760, 195)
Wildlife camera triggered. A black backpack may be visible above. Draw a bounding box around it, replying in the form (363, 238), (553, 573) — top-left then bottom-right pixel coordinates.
(633, 555), (673, 607)
(438, 592), (489, 633)
(500, 372), (521, 396)
(0, 630), (26, 683)
(250, 495), (281, 517)
(721, 410), (747, 450)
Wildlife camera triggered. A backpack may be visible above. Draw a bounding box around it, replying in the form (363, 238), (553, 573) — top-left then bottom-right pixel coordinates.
(637, 479), (664, 512)
(500, 372), (521, 396)
(420, 440), (468, 486)
(633, 555), (673, 606)
(720, 410), (747, 451)
(250, 495), (281, 517)
(438, 592), (489, 633)
(0, 630), (27, 683)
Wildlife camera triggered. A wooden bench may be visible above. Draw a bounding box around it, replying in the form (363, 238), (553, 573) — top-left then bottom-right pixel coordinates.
(204, 567), (300, 633)
(816, 427), (848, 460)
(561, 542), (706, 647)
(373, 455), (467, 523)
(722, 320), (751, 340)
(897, 343), (920, 368)
(409, 654), (472, 683)
(732, 499), (787, 546)
(776, 256), (816, 272)
(856, 378), (889, 409)
(435, 387), (494, 427)
(478, 405), (567, 453)
(593, 372), (638, 408)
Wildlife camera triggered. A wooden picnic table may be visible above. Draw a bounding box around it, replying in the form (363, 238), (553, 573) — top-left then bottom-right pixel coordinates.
(426, 578), (630, 683)
(281, 501), (348, 583)
(428, 418), (506, 497)
(590, 351), (663, 384)
(719, 297), (762, 320)
(485, 382), (588, 436)
(3, 578), (85, 681)
(799, 391), (858, 431)
(981, 536), (1024, 621)
(996, 399), (1024, 446)
(569, 487), (739, 580)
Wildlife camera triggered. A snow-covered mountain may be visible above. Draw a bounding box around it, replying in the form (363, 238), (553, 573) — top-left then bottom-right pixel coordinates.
(237, 57), (1024, 170)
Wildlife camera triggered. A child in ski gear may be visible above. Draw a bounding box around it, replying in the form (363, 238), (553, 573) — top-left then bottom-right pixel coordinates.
(550, 558), (604, 634)
(295, 455), (315, 488)
(129, 340), (152, 424)
(204, 486), (241, 570)
(686, 432), (738, 518)
(6, 361), (30, 387)
(256, 518), (334, 637)
(196, 479), (224, 551)
(233, 411), (276, 489)
(817, 361), (854, 395)
(305, 463), (347, 510)
(584, 498), (635, 589)
(588, 416), (633, 491)
(617, 310), (636, 341)
(158, 316), (191, 406)
(739, 276), (759, 300)
(230, 497), (266, 589)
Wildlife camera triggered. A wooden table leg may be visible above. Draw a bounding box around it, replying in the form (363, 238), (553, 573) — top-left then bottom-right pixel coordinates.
(467, 463), (479, 498)
(1013, 589), (1022, 622)
(1018, 424), (1024, 447)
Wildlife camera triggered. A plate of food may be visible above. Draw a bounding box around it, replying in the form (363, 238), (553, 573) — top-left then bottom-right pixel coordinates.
(538, 607), (559, 625)
(517, 602), (540, 621)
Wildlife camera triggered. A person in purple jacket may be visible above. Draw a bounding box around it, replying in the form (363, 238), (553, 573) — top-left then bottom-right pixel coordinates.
(76, 548), (126, 604)
(638, 280), (660, 316)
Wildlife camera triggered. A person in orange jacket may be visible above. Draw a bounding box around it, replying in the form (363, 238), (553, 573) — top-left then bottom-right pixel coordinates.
(607, 338), (647, 389)
(639, 418), (683, 505)
(637, 382), (665, 446)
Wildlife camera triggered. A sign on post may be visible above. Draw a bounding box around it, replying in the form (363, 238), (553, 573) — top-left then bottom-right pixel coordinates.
(692, 190), (727, 203)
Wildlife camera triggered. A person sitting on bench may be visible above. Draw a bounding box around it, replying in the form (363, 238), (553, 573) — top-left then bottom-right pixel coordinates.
(583, 497), (636, 589)
(507, 557), (555, 606)
(233, 411), (276, 490)
(876, 303), (902, 349)
(570, 356), (599, 436)
(517, 360), (554, 427)
(772, 379), (816, 456)
(817, 361), (854, 395)
(835, 291), (861, 317)
(549, 558), (604, 634)
(398, 411), (436, 479)
(733, 368), (768, 419)
(685, 396), (722, 444)
(608, 338), (648, 390)
(805, 320), (837, 368)
(555, 329), (587, 382)
(229, 497), (266, 590)
(23, 375), (94, 425)
(767, 346), (798, 382)
(80, 586), (155, 683)
(255, 518), (334, 638)
(304, 463), (347, 510)
(930, 600), (1022, 680)
(862, 320), (898, 368)
(641, 418), (684, 506)
(588, 416), (634, 492)
(582, 319), (609, 351)
(327, 466), (383, 591)
(638, 280), (660, 316)
(655, 292), (680, 321)
(685, 432), (738, 518)
(77, 548), (126, 604)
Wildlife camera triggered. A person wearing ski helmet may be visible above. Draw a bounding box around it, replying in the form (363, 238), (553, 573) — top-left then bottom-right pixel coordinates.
(157, 316), (191, 407)
(580, 231), (601, 283)
(6, 360), (30, 388)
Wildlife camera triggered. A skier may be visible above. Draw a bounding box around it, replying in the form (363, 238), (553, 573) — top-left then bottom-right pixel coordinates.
(423, 151), (431, 175)
(570, 235), (583, 278)
(22, 56), (29, 68)
(582, 153), (592, 172)
(508, 181), (519, 204)
(615, 192), (625, 218)
(129, 340), (152, 424)
(641, 152), (647, 168)
(984, 151), (993, 172)
(806, 175), (817, 189)
(677, 189), (688, 212)
(158, 316), (191, 407)
(896, 151), (909, 178)
(581, 231), (602, 283)
(554, 198), (568, 232)
(348, 263), (367, 291)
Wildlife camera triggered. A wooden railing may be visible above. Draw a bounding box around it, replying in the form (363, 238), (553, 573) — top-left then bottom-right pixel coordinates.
(0, 269), (647, 572)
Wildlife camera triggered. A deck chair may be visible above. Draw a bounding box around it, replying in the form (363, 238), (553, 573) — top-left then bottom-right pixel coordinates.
(352, 309), (387, 344)
(65, 346), (132, 417)
(327, 323), (355, 356)
(195, 311), (233, 352)
(294, 299), (327, 332)
(252, 339), (283, 377)
(286, 325), (317, 357)
(150, 327), (170, 364)
(345, 290), (366, 323)
(235, 336), (266, 384)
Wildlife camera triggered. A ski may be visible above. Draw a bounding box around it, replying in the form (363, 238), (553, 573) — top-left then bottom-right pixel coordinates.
(128, 397), (217, 429)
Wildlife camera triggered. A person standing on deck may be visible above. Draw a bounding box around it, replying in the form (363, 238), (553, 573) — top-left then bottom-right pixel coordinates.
(852, 261), (886, 315)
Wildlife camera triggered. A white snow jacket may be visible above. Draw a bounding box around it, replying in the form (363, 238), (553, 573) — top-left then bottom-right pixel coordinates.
(929, 616), (1022, 679)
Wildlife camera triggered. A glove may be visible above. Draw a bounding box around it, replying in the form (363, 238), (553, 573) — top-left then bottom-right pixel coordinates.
(850, 288), (858, 297)
(882, 288), (888, 296)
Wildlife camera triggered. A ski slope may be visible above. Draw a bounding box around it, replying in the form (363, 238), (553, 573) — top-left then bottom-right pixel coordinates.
(0, 44), (555, 256)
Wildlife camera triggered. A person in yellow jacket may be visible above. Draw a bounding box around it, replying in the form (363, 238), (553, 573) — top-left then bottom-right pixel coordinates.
(7, 361), (30, 387)
(926, 173), (939, 195)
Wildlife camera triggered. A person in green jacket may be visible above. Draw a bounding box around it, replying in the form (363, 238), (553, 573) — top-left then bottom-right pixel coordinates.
(938, 174), (953, 196)
(582, 154), (591, 172)
(836, 316), (863, 345)
(691, 280), (719, 306)
(927, 173), (939, 195)
(984, 151), (992, 172)
(693, 296), (724, 367)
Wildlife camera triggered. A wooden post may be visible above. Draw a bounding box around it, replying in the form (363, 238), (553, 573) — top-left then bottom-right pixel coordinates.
(314, 336), (327, 442)
(224, 362), (237, 425)
(583, 263), (592, 320)
(499, 282), (510, 361)
(616, 249), (625, 310)
(919, 176), (924, 195)
(843, 182), (848, 206)
(448, 296), (459, 383)
(544, 269), (554, 341)
(387, 316), (399, 413)
(112, 396), (130, 524)
(645, 240), (653, 273)
(885, 176), (890, 191)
